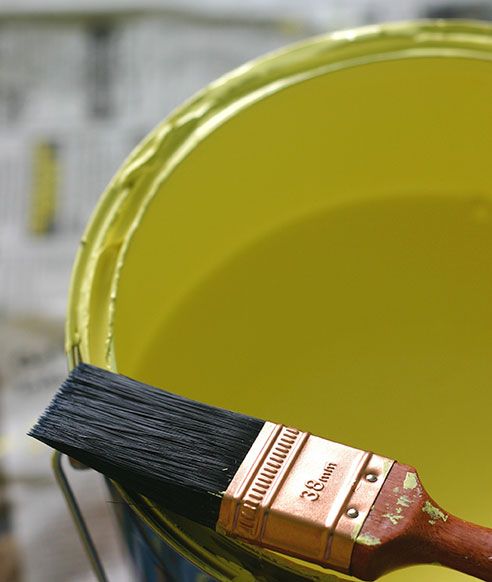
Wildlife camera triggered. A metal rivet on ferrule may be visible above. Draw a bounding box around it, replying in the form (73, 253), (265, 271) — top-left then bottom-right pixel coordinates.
(346, 508), (359, 519)
(365, 473), (378, 483)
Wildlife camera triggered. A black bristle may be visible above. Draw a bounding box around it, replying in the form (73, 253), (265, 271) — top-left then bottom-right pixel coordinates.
(29, 363), (264, 528)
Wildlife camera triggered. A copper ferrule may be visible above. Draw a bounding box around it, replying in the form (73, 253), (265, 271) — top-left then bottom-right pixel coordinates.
(217, 422), (394, 573)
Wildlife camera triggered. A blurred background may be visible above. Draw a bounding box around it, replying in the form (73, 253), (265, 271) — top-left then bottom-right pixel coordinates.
(0, 1), (490, 581)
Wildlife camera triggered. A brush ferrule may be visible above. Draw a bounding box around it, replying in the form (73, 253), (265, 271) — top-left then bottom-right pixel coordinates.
(217, 422), (394, 573)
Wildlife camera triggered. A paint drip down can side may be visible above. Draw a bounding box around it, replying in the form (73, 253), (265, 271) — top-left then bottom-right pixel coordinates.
(65, 20), (492, 582)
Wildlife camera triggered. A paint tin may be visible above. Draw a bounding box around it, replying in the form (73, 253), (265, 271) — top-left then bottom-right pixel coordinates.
(65, 21), (492, 582)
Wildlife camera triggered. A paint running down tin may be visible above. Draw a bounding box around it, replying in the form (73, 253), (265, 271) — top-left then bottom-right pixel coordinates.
(66, 21), (492, 582)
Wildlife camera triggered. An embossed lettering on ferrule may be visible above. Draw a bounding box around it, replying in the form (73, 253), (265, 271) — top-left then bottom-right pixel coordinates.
(217, 422), (394, 573)
(300, 461), (338, 501)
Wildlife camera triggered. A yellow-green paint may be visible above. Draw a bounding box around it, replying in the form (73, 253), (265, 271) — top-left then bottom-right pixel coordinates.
(65, 20), (492, 582)
(351, 523), (362, 542)
(397, 495), (412, 508)
(422, 501), (448, 526)
(403, 472), (418, 491)
(356, 533), (382, 547)
(383, 513), (404, 526)
(382, 459), (394, 477)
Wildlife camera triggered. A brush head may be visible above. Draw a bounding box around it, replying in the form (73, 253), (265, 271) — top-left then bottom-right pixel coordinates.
(29, 363), (264, 527)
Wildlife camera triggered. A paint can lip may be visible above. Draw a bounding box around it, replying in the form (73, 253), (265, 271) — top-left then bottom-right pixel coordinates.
(65, 19), (492, 580)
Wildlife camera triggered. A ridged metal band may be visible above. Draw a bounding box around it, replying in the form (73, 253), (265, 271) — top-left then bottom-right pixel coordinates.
(217, 422), (394, 573)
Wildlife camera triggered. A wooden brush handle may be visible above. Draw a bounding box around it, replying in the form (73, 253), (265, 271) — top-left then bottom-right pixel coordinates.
(350, 463), (492, 581)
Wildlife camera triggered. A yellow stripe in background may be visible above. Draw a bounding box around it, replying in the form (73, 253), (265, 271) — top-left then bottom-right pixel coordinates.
(29, 142), (59, 236)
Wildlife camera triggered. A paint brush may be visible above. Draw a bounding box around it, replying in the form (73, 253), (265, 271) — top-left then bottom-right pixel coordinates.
(30, 363), (492, 581)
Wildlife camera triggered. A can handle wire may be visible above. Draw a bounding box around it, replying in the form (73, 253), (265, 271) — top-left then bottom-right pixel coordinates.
(52, 451), (109, 582)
